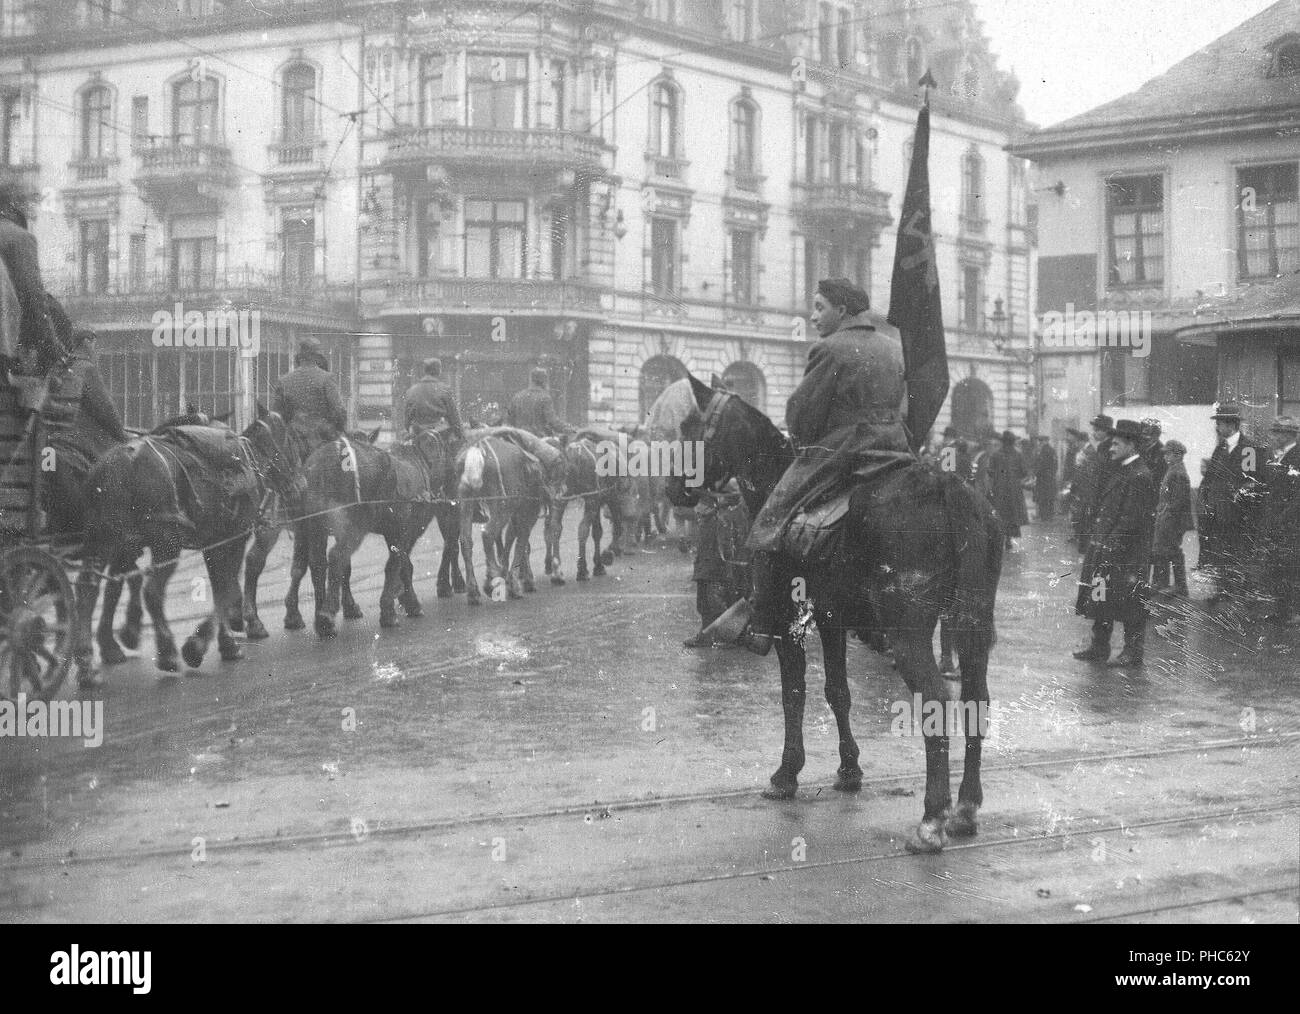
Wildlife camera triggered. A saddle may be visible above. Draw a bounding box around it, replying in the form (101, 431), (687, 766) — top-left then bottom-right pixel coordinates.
(151, 424), (260, 502)
(780, 489), (854, 567)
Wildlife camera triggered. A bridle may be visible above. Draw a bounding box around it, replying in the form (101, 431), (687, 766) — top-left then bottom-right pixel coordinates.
(246, 415), (300, 520)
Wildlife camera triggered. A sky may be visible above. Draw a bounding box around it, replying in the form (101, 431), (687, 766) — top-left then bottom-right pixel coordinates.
(974, 0), (1283, 127)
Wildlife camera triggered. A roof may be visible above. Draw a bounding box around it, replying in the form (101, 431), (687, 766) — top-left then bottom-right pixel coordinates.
(1012, 0), (1300, 156)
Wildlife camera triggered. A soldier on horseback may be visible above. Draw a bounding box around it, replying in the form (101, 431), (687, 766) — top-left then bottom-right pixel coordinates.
(403, 357), (463, 440)
(272, 336), (347, 459)
(508, 367), (567, 437)
(710, 277), (914, 656)
(0, 183), (69, 376)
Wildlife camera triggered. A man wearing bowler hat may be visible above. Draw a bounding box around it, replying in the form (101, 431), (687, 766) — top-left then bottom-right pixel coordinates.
(1261, 416), (1300, 625)
(1074, 419), (1157, 668)
(1199, 402), (1263, 606)
(272, 335), (348, 459)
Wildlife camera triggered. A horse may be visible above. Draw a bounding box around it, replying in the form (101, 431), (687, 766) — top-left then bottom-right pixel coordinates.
(302, 426), (458, 636)
(240, 427), (387, 640)
(75, 406), (303, 673)
(543, 435), (621, 584)
(457, 435), (551, 604)
(664, 374), (1003, 854)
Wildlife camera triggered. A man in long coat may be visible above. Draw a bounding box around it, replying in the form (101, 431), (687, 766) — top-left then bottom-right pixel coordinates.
(0, 184), (65, 373)
(1261, 416), (1300, 626)
(1072, 414), (1115, 550)
(1151, 440), (1193, 597)
(709, 277), (913, 656)
(1033, 435), (1058, 522)
(272, 336), (348, 459)
(1198, 402), (1264, 606)
(1073, 419), (1158, 668)
(987, 430), (1029, 550)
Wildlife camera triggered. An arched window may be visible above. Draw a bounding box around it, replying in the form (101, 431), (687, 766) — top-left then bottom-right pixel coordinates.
(173, 75), (219, 145)
(81, 85), (111, 159)
(731, 98), (757, 175)
(650, 81), (679, 159)
(281, 63), (316, 143)
(722, 361), (766, 414)
(962, 147), (984, 223)
(905, 36), (924, 86)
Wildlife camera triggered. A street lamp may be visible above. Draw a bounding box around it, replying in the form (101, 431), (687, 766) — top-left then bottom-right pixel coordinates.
(987, 296), (1009, 351)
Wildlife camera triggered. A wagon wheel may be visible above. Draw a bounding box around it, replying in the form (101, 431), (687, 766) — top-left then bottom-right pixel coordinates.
(0, 547), (75, 703)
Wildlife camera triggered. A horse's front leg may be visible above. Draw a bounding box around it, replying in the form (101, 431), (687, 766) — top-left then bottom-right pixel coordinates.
(514, 507), (538, 595)
(284, 520), (310, 631)
(590, 505), (606, 578)
(74, 558), (105, 688)
(575, 501), (593, 581)
(143, 540), (182, 673)
(762, 633), (808, 800)
(546, 499), (566, 585)
(378, 527), (404, 628)
(947, 626), (993, 839)
(341, 553), (363, 620)
(243, 522), (280, 640)
(119, 572), (144, 650)
(96, 554), (131, 666)
(459, 505), (482, 606)
(819, 616), (861, 792)
(308, 522), (335, 638)
(893, 624), (952, 854)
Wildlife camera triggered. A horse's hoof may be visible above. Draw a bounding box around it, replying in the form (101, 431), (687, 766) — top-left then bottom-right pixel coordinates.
(403, 602), (423, 618)
(903, 820), (948, 854)
(156, 651), (179, 673)
(181, 639), (205, 670)
(219, 646), (244, 663)
(75, 661), (103, 689)
(452, 579), (466, 594)
(550, 576), (566, 586)
(117, 626), (141, 650)
(314, 616), (336, 638)
(226, 616), (245, 634)
(761, 781), (798, 801)
(945, 804), (979, 838)
(467, 595), (482, 607)
(522, 581), (536, 594)
(833, 769), (863, 793)
(245, 618), (269, 641)
(592, 565), (606, 578)
(284, 612), (305, 632)
(436, 584), (453, 599)
(98, 643), (128, 666)
(343, 604), (364, 621)
(379, 612), (399, 629)
(605, 548), (619, 562)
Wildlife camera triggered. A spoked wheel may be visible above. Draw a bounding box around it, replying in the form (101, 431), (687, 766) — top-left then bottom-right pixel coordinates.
(0, 547), (76, 702)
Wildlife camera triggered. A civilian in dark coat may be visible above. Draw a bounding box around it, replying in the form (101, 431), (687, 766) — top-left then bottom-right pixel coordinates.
(988, 430), (1029, 549)
(1199, 403), (1265, 606)
(1261, 416), (1300, 625)
(1151, 440), (1193, 596)
(0, 186), (64, 372)
(939, 425), (974, 483)
(1140, 419), (1170, 587)
(1072, 415), (1116, 549)
(1074, 419), (1157, 668)
(1033, 436), (1058, 521)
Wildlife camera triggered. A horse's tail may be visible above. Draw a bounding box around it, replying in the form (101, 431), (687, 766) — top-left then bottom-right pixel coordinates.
(462, 444), (486, 492)
(941, 473), (1002, 650)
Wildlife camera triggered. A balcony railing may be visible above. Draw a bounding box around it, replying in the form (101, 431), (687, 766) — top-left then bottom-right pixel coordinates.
(68, 157), (114, 182)
(645, 153), (689, 182)
(269, 139), (319, 166)
(383, 125), (610, 173)
(138, 142), (233, 175)
(56, 267), (356, 325)
(792, 180), (892, 224)
(378, 276), (603, 315)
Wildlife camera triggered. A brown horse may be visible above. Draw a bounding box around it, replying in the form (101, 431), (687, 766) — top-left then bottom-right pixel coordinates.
(665, 375), (1003, 854)
(302, 427), (459, 636)
(76, 407), (303, 673)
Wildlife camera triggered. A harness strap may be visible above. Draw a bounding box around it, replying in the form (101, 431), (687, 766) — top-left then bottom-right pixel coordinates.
(701, 391), (730, 445)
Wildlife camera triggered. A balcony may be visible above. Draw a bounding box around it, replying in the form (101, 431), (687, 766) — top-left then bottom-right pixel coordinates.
(792, 180), (892, 230)
(382, 125), (612, 182)
(645, 153), (689, 185)
(371, 277), (604, 318)
(134, 143), (235, 211)
(268, 139), (322, 167)
(67, 157), (115, 183)
(57, 268), (357, 330)
(0, 162), (39, 199)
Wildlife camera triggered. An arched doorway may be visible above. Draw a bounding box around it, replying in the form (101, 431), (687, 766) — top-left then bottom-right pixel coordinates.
(639, 354), (688, 418)
(950, 376), (993, 438)
(722, 361), (767, 414)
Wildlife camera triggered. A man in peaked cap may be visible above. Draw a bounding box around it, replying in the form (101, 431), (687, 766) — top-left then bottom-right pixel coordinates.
(1199, 401), (1265, 607)
(508, 366), (566, 437)
(272, 336), (348, 459)
(1261, 416), (1300, 625)
(1074, 419), (1158, 668)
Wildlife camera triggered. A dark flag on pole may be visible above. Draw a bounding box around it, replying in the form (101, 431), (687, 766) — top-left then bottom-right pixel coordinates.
(887, 83), (948, 454)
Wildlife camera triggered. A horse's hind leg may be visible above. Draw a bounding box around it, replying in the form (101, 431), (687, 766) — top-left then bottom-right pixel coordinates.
(893, 624), (952, 854)
(243, 523), (280, 640)
(762, 634), (809, 800)
(591, 507), (606, 578)
(74, 560), (105, 687)
(96, 553), (133, 666)
(513, 509), (538, 595)
(284, 521), (310, 631)
(342, 555), (363, 620)
(308, 522), (335, 638)
(547, 500), (566, 586)
(575, 502), (593, 581)
(819, 617), (862, 792)
(436, 510), (457, 597)
(459, 507), (482, 606)
(143, 541), (182, 673)
(947, 628), (992, 839)
(119, 572), (144, 650)
(378, 536), (404, 628)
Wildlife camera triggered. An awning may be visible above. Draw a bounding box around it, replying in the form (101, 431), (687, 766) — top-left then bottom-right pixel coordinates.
(1174, 270), (1300, 339)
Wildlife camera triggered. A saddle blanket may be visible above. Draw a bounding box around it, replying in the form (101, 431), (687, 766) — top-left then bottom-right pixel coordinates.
(473, 426), (564, 472)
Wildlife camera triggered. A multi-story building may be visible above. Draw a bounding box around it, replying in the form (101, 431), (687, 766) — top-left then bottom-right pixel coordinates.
(1011, 0), (1300, 446)
(2, 0), (1032, 441)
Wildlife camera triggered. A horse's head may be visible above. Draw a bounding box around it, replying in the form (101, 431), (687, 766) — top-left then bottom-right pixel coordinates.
(245, 403), (305, 503)
(664, 373), (790, 513)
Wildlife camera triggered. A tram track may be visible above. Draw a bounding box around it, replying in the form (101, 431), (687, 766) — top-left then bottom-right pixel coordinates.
(5, 730), (1296, 872)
